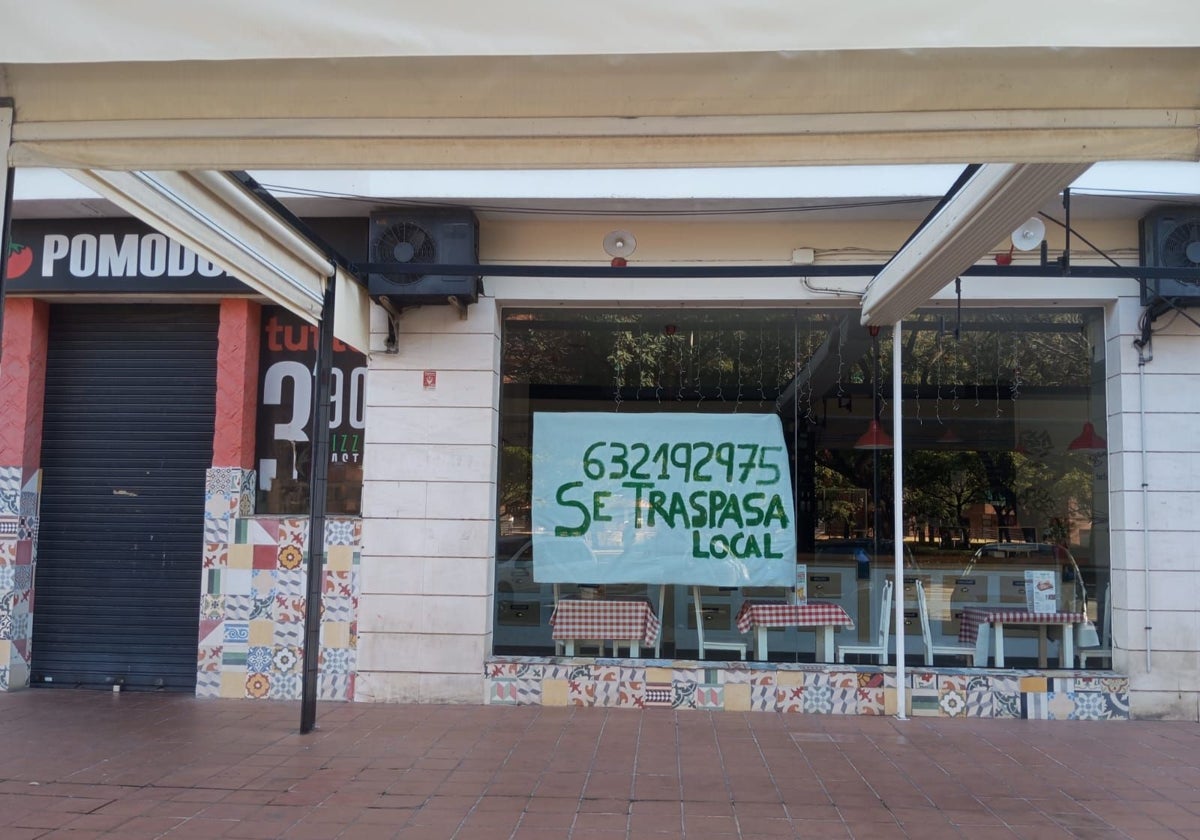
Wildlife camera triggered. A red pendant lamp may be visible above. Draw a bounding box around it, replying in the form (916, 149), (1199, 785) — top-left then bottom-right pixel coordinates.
(1067, 421), (1107, 455)
(854, 419), (893, 450)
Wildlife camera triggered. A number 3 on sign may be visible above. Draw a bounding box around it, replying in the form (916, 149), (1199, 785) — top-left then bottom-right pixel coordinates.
(262, 361), (367, 442)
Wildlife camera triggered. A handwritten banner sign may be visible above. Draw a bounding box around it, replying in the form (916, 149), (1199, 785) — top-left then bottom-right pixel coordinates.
(532, 412), (796, 586)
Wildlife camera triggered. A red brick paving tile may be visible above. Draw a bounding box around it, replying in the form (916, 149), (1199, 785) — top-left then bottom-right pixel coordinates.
(736, 816), (798, 835)
(517, 809), (576, 830)
(59, 811), (135, 831)
(11, 810), (78, 829)
(572, 811), (631, 831)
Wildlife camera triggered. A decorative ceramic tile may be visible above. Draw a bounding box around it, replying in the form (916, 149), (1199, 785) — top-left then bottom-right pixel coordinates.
(318, 672), (350, 701)
(910, 689), (940, 717)
(0, 565), (13, 591)
(223, 622), (249, 644)
(1105, 690), (1130, 719)
(246, 672), (271, 699)
(278, 543), (304, 571)
(1022, 692), (1049, 720)
(273, 622), (303, 646)
(200, 594), (224, 621)
(246, 646), (272, 674)
(225, 594), (252, 621)
(568, 677), (598, 707)
(205, 467), (239, 494)
(751, 682), (778, 712)
(11, 564), (31, 593)
(912, 671), (939, 690)
(965, 689), (994, 717)
(271, 644), (301, 674)
(614, 681), (644, 709)
(19, 491), (38, 518)
(590, 664), (621, 683)
(195, 669), (221, 698)
(322, 595), (353, 621)
(0, 467), (22, 516)
(993, 692), (1021, 719)
(321, 647), (354, 674)
(750, 670), (776, 686)
(1047, 692), (1077, 720)
(0, 518), (18, 537)
(276, 595), (305, 624)
(857, 688), (886, 715)
(269, 672), (301, 700)
(203, 517), (230, 544)
(197, 646), (222, 672)
(544, 664), (574, 680)
(0, 538), (15, 565)
(221, 649), (247, 666)
(280, 518), (308, 549)
(777, 686), (804, 713)
(937, 688), (967, 717)
(324, 570), (353, 597)
(490, 679), (520, 704)
(276, 569), (306, 597)
(671, 681), (699, 709)
(830, 686), (858, 714)
(9, 610), (30, 642)
(14, 507), (33, 538)
(643, 682), (673, 707)
(326, 519), (356, 546)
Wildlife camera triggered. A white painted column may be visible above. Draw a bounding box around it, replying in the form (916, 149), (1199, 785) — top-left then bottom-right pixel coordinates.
(1108, 295), (1200, 720)
(892, 321), (906, 719)
(356, 299), (500, 703)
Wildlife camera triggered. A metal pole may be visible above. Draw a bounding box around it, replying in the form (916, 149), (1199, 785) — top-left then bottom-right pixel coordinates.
(892, 321), (907, 719)
(0, 99), (15, 349)
(300, 278), (336, 734)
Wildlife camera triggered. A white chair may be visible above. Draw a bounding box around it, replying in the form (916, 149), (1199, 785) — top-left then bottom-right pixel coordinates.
(692, 585), (747, 660)
(1078, 583), (1113, 669)
(836, 579), (893, 665)
(914, 579), (975, 666)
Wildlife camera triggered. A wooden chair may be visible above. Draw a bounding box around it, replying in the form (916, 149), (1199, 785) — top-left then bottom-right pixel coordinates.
(836, 579), (893, 665)
(915, 579), (975, 666)
(692, 585), (747, 660)
(1078, 583), (1113, 669)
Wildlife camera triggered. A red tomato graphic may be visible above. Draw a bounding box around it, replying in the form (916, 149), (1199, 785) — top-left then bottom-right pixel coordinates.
(5, 242), (33, 279)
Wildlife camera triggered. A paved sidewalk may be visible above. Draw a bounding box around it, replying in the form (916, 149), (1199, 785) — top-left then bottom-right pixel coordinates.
(1, 690), (1199, 839)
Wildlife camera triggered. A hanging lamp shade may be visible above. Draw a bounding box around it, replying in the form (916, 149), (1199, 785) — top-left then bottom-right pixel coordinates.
(1067, 421), (1107, 455)
(938, 425), (963, 445)
(854, 419), (893, 450)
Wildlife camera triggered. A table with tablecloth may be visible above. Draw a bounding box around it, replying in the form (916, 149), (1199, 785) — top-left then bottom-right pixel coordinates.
(958, 607), (1085, 667)
(549, 597), (661, 656)
(735, 600), (855, 662)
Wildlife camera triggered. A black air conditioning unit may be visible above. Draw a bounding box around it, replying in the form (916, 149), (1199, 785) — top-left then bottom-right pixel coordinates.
(367, 208), (480, 307)
(1140, 207), (1200, 305)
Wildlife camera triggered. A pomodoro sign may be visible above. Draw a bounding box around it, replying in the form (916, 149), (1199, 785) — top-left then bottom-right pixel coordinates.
(532, 412), (797, 586)
(4, 219), (248, 293)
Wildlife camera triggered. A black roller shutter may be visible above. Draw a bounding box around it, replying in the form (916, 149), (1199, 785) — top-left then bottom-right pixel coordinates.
(31, 305), (217, 691)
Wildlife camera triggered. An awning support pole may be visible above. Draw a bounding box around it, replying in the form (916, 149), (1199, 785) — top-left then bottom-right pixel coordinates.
(300, 276), (336, 734)
(0, 99), (15, 349)
(893, 320), (907, 720)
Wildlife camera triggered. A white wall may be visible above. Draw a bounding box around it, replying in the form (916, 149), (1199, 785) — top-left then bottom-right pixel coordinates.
(356, 300), (500, 703)
(1107, 296), (1200, 720)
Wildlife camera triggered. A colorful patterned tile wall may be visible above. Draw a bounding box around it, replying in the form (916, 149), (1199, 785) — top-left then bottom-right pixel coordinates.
(199, 467), (361, 702)
(485, 657), (1130, 721)
(0, 466), (40, 692)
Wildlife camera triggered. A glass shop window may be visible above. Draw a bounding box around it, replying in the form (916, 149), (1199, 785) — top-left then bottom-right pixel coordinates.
(254, 306), (366, 515)
(493, 307), (1110, 667)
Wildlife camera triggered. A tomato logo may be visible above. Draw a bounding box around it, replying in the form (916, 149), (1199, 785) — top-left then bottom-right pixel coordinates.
(5, 241), (33, 280)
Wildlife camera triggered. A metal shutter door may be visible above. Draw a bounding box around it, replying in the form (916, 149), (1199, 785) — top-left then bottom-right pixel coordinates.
(32, 305), (217, 691)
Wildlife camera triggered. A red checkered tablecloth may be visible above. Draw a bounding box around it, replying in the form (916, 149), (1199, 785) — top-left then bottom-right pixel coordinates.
(735, 600), (855, 634)
(958, 608), (1086, 645)
(549, 598), (661, 646)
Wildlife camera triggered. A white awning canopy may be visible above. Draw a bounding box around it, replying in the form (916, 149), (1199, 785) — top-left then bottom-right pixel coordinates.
(860, 162), (1093, 326)
(65, 169), (369, 348)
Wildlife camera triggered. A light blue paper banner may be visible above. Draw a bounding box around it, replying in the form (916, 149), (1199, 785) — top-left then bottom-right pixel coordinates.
(532, 412), (796, 586)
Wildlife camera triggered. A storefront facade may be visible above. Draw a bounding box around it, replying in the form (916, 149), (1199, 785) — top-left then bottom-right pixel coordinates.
(0, 217), (367, 700)
(352, 209), (1197, 720)
(2, 191), (1198, 720)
